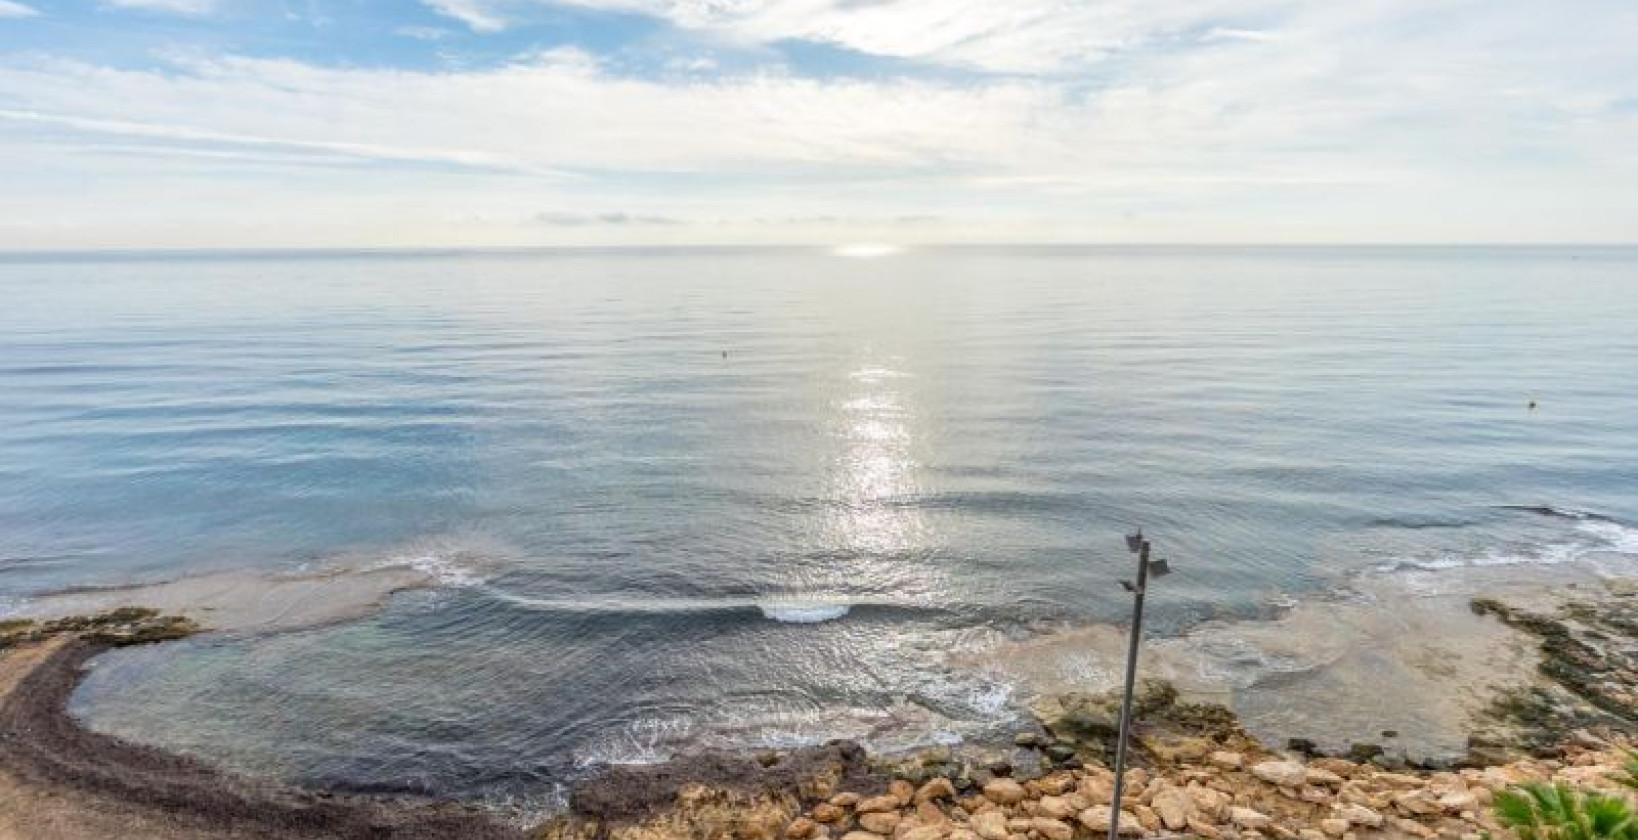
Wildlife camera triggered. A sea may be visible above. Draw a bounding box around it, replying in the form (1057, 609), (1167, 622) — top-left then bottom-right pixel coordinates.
(1, 246), (1635, 812)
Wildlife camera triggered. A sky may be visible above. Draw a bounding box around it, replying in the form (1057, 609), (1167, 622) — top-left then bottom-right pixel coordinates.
(0, 0), (1634, 248)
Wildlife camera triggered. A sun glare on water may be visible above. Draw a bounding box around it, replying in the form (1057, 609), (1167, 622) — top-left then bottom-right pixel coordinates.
(832, 244), (903, 258)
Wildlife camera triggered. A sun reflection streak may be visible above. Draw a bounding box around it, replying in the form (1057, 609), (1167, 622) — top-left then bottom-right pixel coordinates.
(827, 363), (931, 557)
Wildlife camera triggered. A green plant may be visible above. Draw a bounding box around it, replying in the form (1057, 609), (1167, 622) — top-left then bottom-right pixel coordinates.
(1495, 783), (1636, 840)
(1613, 751), (1638, 793)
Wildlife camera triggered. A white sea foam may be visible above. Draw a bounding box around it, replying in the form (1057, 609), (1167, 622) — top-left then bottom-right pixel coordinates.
(367, 550), (484, 588)
(759, 602), (851, 623)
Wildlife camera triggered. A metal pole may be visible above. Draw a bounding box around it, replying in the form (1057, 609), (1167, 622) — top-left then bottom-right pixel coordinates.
(1107, 537), (1150, 840)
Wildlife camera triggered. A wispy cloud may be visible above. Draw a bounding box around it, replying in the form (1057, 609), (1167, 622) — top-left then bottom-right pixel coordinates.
(423, 0), (508, 33)
(104, 0), (220, 14)
(0, 1), (1634, 247)
(0, 0), (39, 18)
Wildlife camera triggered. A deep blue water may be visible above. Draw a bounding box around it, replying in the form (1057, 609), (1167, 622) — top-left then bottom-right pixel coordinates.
(1, 246), (1635, 806)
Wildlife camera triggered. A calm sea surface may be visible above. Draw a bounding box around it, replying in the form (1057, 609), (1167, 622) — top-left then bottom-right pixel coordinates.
(1, 246), (1635, 805)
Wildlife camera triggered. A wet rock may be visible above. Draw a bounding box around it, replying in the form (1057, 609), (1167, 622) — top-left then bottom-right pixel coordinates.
(1014, 733), (1041, 748)
(1347, 744), (1385, 763)
(1288, 739), (1321, 757)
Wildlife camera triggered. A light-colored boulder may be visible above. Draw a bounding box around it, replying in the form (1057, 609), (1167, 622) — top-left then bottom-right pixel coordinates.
(812, 804), (845, 824)
(1078, 807), (1145, 836)
(983, 779), (1027, 806)
(1438, 792), (1478, 812)
(1188, 815), (1223, 838)
(1151, 786), (1194, 830)
(842, 832), (885, 840)
(832, 794), (864, 808)
(1231, 807), (1272, 829)
(858, 796), (902, 815)
(1335, 804), (1384, 828)
(900, 828), (945, 840)
(1036, 796), (1077, 821)
(917, 779), (957, 803)
(788, 817), (819, 839)
(859, 813), (901, 834)
(1252, 761), (1310, 788)
(1210, 751), (1244, 770)
(890, 781), (916, 805)
(1319, 818), (1349, 837)
(1031, 818), (1073, 840)
(1306, 768), (1346, 787)
(970, 810), (1009, 840)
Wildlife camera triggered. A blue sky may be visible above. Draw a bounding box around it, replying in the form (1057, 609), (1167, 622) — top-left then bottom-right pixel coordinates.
(0, 0), (1634, 247)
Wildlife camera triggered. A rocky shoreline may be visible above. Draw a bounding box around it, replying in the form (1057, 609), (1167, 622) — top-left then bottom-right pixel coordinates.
(3, 580), (1637, 840)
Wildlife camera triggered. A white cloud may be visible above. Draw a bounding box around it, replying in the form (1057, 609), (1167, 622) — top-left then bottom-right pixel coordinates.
(0, 1), (1635, 247)
(423, 0), (509, 32)
(103, 0), (219, 13)
(0, 0), (39, 18)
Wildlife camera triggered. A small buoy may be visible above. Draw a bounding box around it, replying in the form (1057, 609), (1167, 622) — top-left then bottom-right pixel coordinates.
(1528, 400), (1537, 410)
(721, 350), (728, 359)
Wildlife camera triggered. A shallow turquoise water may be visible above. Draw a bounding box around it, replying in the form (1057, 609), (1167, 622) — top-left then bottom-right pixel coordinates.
(1, 246), (1635, 803)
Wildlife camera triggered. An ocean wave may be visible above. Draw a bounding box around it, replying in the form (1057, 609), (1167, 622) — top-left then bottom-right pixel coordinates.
(365, 551), (484, 588)
(1494, 504), (1619, 523)
(758, 603), (851, 623)
(1376, 514), (1637, 574)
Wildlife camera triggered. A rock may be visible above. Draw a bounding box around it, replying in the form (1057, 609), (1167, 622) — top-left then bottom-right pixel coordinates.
(1299, 831), (1327, 840)
(1150, 786), (1194, 831)
(1079, 777), (1113, 806)
(1347, 744), (1384, 763)
(1077, 807), (1144, 837)
(842, 832), (885, 840)
(861, 814), (902, 834)
(812, 804), (845, 824)
(1289, 738), (1321, 756)
(789, 818), (820, 839)
(1044, 744), (1078, 763)
(1210, 751), (1245, 770)
(1252, 761), (1310, 788)
(900, 828), (945, 840)
(833, 793), (864, 808)
(982, 779), (1026, 806)
(1031, 818), (1073, 840)
(1188, 815), (1223, 839)
(1335, 804), (1384, 828)
(948, 831), (977, 840)
(917, 779), (957, 804)
(1390, 817), (1435, 838)
(858, 796), (901, 815)
(1297, 786), (1332, 804)
(1231, 807), (1273, 829)
(970, 811), (1010, 840)
(1305, 767), (1345, 786)
(1319, 819), (1349, 837)
(1133, 804), (1161, 832)
(1014, 732), (1042, 748)
(916, 802), (950, 828)
(1036, 796), (1077, 821)
(1393, 791), (1443, 816)
(1034, 775), (1075, 797)
(891, 781), (916, 805)
(1438, 792), (1477, 812)
(1185, 783), (1230, 819)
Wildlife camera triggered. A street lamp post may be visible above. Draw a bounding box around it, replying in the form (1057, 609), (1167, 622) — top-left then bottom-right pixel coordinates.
(1108, 530), (1170, 840)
